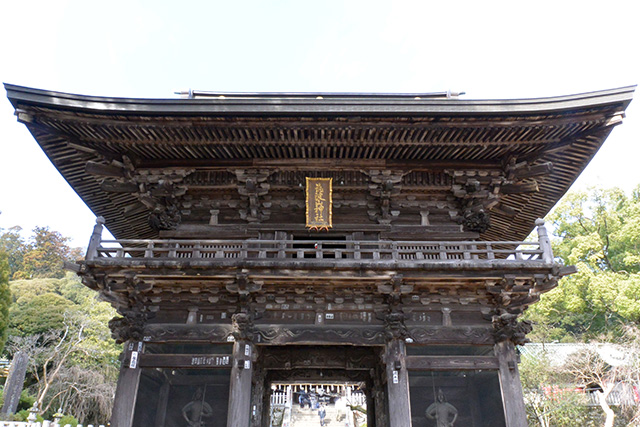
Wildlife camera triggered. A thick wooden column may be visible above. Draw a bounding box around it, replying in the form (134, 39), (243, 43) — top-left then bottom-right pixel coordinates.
(385, 338), (412, 427)
(249, 363), (265, 427)
(154, 380), (170, 427)
(111, 341), (142, 427)
(227, 340), (254, 427)
(495, 341), (527, 427)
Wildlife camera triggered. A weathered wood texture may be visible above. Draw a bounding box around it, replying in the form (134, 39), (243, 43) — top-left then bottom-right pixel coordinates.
(91, 238), (546, 262)
(405, 355), (499, 370)
(138, 353), (231, 369)
(495, 341), (528, 427)
(110, 343), (142, 427)
(6, 84), (634, 243)
(385, 339), (412, 427)
(226, 340), (253, 427)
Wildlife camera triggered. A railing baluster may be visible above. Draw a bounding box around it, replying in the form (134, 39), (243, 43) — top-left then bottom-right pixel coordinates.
(486, 243), (495, 260)
(241, 241), (248, 259)
(193, 242), (201, 259)
(145, 241), (154, 258)
(87, 237), (555, 270)
(515, 248), (523, 260)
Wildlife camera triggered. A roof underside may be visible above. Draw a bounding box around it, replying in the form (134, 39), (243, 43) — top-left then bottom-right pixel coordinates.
(5, 84), (635, 241)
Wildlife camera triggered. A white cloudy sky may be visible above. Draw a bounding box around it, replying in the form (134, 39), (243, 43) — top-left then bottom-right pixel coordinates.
(0, 0), (638, 247)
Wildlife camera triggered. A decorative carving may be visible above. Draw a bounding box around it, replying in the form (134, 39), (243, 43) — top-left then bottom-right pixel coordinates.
(491, 312), (533, 345)
(232, 312), (255, 342)
(235, 169), (271, 222)
(149, 204), (181, 230)
(384, 311), (408, 340)
(108, 312), (146, 344)
(460, 209), (491, 233)
(254, 326), (387, 345)
(364, 170), (406, 224)
(408, 327), (493, 345)
(90, 157), (194, 231)
(144, 325), (233, 342)
(225, 272), (263, 296)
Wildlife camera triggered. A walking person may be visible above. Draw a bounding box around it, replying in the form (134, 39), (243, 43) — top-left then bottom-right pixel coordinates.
(318, 403), (327, 426)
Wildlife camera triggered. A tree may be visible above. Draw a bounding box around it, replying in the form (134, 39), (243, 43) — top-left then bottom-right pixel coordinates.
(0, 226), (82, 280)
(525, 186), (640, 341)
(19, 227), (77, 279)
(6, 310), (117, 424)
(0, 226), (27, 279)
(0, 250), (11, 353)
(4, 272), (119, 423)
(520, 352), (601, 427)
(8, 292), (75, 337)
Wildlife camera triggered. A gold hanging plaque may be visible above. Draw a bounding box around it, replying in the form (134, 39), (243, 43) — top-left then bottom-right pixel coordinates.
(305, 177), (333, 230)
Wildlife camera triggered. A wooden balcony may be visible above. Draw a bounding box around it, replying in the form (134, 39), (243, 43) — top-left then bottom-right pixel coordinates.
(81, 218), (560, 282)
(92, 238), (546, 263)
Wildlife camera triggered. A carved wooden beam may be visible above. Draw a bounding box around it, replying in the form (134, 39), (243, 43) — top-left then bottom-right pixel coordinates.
(234, 169), (272, 222)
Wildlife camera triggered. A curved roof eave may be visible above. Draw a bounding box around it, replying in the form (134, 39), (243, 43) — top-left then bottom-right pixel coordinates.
(5, 83), (636, 117)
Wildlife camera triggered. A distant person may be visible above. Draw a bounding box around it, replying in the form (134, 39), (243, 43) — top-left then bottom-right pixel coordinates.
(299, 391), (310, 409)
(335, 395), (346, 421)
(318, 403), (327, 426)
(310, 391), (319, 409)
(425, 389), (458, 427)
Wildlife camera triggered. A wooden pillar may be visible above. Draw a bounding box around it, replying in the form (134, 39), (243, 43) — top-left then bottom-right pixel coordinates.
(154, 380), (170, 427)
(366, 379), (375, 427)
(250, 362), (265, 427)
(385, 338), (412, 427)
(227, 340), (254, 427)
(111, 341), (143, 427)
(495, 341), (527, 427)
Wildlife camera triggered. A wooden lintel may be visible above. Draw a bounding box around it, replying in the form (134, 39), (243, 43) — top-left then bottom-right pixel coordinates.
(405, 355), (499, 371)
(500, 181), (539, 194)
(511, 162), (553, 180)
(86, 161), (127, 178)
(101, 181), (139, 193)
(138, 353), (232, 369)
(136, 158), (503, 171)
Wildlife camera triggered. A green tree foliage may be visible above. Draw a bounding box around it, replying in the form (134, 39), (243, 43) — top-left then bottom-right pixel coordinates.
(0, 250), (12, 353)
(0, 226), (27, 278)
(525, 186), (640, 341)
(0, 226), (82, 280)
(20, 227), (77, 279)
(5, 273), (119, 424)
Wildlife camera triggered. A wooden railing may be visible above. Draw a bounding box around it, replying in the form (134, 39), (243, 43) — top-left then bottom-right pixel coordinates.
(91, 239), (545, 262)
(85, 218), (554, 265)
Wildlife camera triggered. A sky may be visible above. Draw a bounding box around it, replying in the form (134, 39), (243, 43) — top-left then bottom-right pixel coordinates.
(0, 0), (638, 248)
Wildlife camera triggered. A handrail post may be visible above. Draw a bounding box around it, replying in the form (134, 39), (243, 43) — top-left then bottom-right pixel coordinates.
(536, 218), (554, 263)
(145, 241), (154, 258)
(85, 216), (105, 260)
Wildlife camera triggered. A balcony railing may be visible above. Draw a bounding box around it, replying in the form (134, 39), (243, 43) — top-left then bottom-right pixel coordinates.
(85, 218), (554, 265)
(91, 239), (546, 262)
